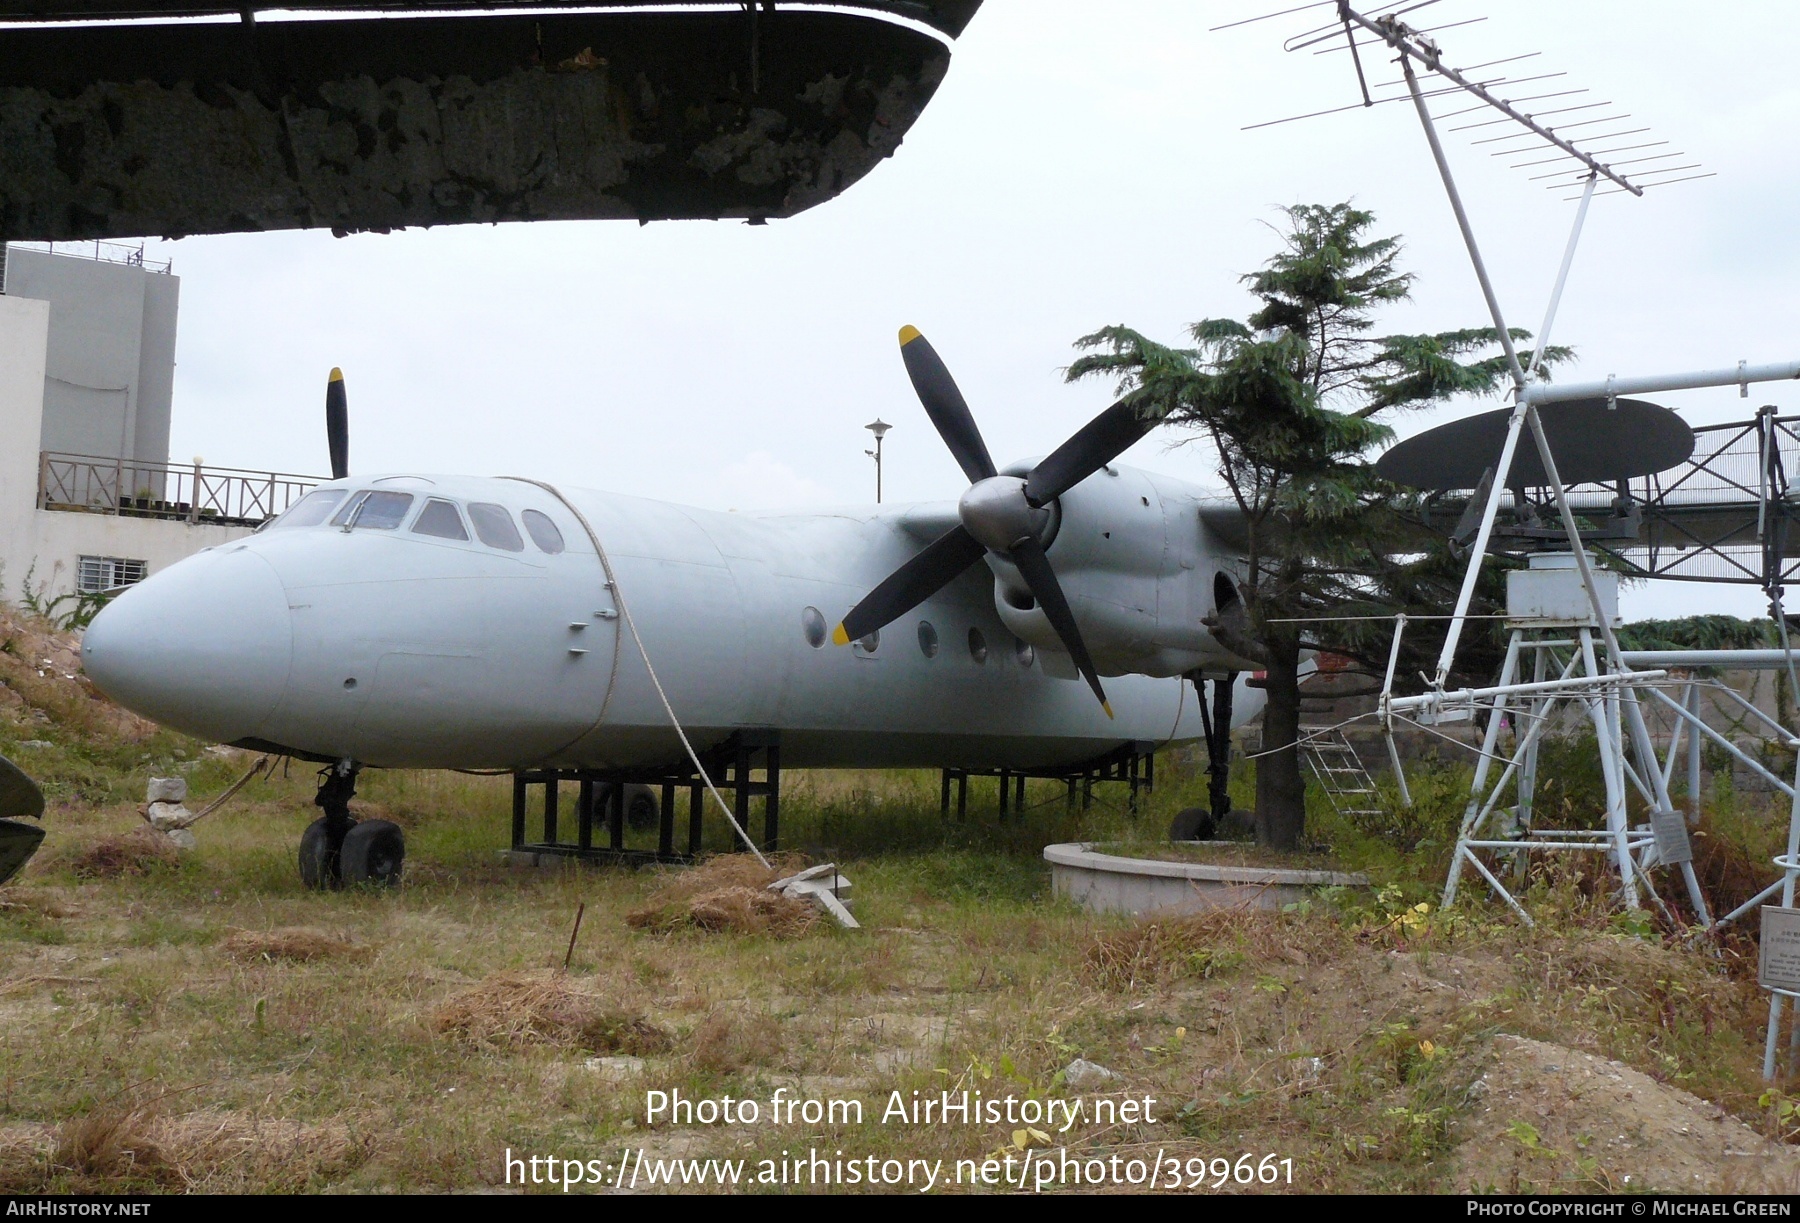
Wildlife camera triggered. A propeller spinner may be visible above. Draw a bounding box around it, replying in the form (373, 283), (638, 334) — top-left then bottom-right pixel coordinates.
(326, 367), (350, 480)
(833, 327), (1155, 717)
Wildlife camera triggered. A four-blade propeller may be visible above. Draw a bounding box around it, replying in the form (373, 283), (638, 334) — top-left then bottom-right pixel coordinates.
(833, 327), (1154, 717)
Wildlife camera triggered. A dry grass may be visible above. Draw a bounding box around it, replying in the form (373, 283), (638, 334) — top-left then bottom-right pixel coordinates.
(222, 927), (371, 963)
(1080, 907), (1335, 992)
(431, 970), (672, 1055)
(52, 1106), (176, 1187)
(0, 889), (76, 917)
(0, 1108), (368, 1193)
(1, 677), (1792, 1193)
(67, 826), (177, 879)
(692, 1009), (785, 1073)
(627, 853), (818, 936)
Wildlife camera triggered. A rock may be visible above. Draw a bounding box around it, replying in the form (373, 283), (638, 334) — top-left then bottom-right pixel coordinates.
(18, 740), (51, 749)
(145, 801), (194, 831)
(1063, 1058), (1120, 1090)
(583, 1055), (646, 1080)
(146, 777), (188, 803)
(164, 828), (197, 851)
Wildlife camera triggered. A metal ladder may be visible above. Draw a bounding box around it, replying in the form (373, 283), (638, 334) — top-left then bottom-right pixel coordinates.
(1300, 725), (1385, 825)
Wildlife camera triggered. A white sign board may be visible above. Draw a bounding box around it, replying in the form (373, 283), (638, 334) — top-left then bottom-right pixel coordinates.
(1759, 906), (1800, 993)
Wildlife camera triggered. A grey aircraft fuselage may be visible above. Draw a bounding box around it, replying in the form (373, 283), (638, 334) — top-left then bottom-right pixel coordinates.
(80, 461), (1265, 772)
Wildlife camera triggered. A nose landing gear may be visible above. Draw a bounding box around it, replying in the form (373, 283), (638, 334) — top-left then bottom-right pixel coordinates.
(300, 760), (404, 889)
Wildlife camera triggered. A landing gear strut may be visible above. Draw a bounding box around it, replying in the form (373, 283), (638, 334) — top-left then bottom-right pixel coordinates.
(300, 760), (404, 890)
(1172, 672), (1239, 841)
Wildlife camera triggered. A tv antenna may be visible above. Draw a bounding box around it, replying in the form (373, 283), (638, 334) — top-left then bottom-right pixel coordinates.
(1219, 0), (1800, 957)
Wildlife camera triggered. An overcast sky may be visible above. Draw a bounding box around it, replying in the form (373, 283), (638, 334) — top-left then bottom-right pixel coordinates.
(125, 0), (1800, 620)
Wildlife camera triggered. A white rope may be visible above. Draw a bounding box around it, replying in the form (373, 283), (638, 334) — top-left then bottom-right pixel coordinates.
(507, 479), (771, 870)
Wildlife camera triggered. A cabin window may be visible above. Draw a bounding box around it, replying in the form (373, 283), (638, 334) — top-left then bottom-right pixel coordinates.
(271, 489), (345, 529)
(801, 607), (827, 648)
(968, 627), (988, 665)
(856, 630), (880, 653)
(468, 502), (525, 552)
(917, 620), (939, 658)
(522, 509), (566, 554)
(412, 498), (469, 541)
(1015, 638), (1035, 668)
(331, 490), (413, 530)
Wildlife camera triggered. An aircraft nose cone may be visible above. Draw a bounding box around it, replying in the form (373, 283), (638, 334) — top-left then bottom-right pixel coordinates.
(83, 546), (292, 744)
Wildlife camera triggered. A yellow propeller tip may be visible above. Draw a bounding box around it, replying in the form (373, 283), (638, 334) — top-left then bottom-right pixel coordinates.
(898, 325), (922, 346)
(1102, 701), (1115, 720)
(830, 624), (851, 646)
(328, 367), (344, 382)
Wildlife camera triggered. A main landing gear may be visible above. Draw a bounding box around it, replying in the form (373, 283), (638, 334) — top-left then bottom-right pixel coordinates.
(300, 760), (404, 890)
(1171, 671), (1248, 842)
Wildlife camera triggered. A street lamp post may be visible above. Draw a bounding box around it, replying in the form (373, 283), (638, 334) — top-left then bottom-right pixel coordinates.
(864, 418), (891, 503)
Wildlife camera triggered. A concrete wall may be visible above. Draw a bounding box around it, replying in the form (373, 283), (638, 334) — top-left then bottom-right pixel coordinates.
(0, 295), (49, 599)
(2, 246), (178, 467)
(0, 293), (248, 605)
(26, 510), (250, 601)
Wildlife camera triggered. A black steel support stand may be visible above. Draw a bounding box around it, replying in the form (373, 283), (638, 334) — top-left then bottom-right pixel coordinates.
(509, 729), (780, 865)
(938, 741), (1155, 819)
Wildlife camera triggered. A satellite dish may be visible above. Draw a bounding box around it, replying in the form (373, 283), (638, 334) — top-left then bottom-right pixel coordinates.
(1376, 398), (1694, 491)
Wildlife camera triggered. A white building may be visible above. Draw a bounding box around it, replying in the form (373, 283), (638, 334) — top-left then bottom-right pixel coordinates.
(0, 242), (318, 610)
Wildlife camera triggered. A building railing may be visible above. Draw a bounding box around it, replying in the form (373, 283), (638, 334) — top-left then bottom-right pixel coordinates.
(38, 451), (320, 527)
(4, 240), (172, 275)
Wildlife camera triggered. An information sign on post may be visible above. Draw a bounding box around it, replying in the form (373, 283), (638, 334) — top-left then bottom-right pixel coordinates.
(1759, 906), (1800, 993)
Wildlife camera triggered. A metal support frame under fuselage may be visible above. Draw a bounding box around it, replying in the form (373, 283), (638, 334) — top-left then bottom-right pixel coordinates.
(510, 728), (780, 864)
(938, 740), (1157, 821)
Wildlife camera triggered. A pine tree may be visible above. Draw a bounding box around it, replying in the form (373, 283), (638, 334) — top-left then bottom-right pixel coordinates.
(1067, 203), (1569, 850)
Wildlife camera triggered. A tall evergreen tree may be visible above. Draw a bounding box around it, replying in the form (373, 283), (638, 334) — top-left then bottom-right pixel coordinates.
(1067, 203), (1568, 850)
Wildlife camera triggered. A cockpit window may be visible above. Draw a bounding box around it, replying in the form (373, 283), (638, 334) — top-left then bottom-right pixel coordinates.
(412, 498), (470, 541)
(270, 489), (345, 529)
(468, 502), (524, 552)
(521, 509), (566, 554)
(331, 490), (414, 530)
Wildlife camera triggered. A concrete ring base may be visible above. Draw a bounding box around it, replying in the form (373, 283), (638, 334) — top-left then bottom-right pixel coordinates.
(1044, 842), (1369, 916)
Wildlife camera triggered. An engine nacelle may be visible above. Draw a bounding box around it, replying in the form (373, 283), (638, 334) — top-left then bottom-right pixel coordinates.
(988, 465), (1251, 679)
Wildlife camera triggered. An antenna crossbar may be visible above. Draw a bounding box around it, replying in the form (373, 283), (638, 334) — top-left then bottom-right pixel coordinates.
(1334, 1), (1644, 196)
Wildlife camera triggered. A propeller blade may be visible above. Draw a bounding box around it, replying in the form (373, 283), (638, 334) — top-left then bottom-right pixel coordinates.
(326, 367), (350, 480)
(0, 754), (43, 822)
(899, 326), (997, 485)
(1025, 399), (1153, 506)
(0, 754), (46, 887)
(1007, 535), (1113, 718)
(833, 524), (987, 645)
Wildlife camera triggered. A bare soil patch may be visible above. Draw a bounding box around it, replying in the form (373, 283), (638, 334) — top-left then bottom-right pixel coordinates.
(1453, 1035), (1800, 1193)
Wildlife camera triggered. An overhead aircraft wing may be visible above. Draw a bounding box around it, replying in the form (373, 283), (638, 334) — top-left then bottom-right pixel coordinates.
(0, 1), (980, 241)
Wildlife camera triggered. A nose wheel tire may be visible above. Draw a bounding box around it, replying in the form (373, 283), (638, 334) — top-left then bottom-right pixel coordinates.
(341, 819), (405, 888)
(299, 817), (345, 890)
